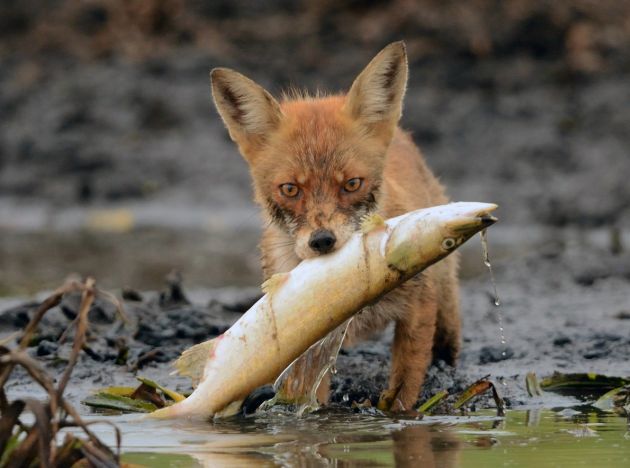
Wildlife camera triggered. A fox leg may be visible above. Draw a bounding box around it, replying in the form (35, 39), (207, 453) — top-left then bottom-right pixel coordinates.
(383, 289), (438, 412)
(432, 294), (460, 366)
(431, 257), (461, 366)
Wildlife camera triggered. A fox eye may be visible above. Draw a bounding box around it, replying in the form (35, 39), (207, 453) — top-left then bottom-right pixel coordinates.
(280, 183), (299, 198)
(343, 178), (362, 193)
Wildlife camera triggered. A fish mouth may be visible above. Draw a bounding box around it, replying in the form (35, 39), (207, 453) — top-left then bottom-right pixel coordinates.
(445, 203), (499, 236)
(478, 213), (499, 227)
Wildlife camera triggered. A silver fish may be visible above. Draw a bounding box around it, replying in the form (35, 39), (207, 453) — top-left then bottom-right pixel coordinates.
(149, 202), (498, 419)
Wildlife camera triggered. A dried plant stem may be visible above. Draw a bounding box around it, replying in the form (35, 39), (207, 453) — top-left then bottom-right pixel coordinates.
(0, 277), (121, 467)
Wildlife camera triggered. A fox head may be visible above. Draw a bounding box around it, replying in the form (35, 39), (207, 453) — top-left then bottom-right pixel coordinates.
(211, 42), (408, 259)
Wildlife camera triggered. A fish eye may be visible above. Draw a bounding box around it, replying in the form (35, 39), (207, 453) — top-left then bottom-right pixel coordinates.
(343, 178), (362, 193)
(442, 238), (456, 250)
(280, 183), (299, 198)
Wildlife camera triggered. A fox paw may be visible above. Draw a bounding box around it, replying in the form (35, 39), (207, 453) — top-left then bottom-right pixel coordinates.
(377, 386), (420, 414)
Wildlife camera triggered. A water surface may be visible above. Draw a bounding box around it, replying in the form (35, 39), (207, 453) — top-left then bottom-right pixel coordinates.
(76, 408), (630, 467)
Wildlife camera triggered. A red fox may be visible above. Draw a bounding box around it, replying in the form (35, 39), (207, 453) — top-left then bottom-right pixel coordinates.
(210, 41), (459, 411)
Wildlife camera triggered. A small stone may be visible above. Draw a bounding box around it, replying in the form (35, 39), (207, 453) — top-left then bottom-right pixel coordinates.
(553, 336), (572, 347)
(122, 288), (143, 302)
(615, 310), (630, 320)
(242, 385), (275, 416)
(36, 340), (59, 357)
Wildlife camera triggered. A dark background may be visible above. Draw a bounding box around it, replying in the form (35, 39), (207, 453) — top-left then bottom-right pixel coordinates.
(1, 0), (629, 295)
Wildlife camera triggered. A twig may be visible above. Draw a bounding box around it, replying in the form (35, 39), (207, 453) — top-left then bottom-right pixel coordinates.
(57, 278), (95, 397)
(1, 277), (122, 467)
(0, 293), (63, 390)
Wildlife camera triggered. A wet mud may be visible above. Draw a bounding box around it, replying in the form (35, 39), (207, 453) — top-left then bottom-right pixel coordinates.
(2, 234), (629, 413)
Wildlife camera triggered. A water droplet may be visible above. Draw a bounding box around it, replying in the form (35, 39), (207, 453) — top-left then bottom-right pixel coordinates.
(480, 229), (501, 307)
(480, 229), (507, 352)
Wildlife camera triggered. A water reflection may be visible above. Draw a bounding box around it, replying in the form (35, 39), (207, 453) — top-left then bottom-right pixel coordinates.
(182, 422), (462, 467)
(526, 408), (542, 426)
(391, 425), (460, 468)
(106, 409), (630, 467)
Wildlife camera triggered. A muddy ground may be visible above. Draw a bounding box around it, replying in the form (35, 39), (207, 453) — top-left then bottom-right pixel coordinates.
(1, 1), (630, 414)
(2, 236), (630, 412)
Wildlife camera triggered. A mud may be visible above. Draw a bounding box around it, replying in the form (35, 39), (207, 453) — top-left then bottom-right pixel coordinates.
(2, 233), (629, 412)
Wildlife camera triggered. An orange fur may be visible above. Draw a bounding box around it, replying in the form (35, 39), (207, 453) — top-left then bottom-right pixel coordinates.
(211, 42), (460, 411)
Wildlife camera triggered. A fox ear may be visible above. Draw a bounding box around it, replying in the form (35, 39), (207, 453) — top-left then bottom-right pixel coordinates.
(344, 41), (408, 140)
(211, 68), (283, 157)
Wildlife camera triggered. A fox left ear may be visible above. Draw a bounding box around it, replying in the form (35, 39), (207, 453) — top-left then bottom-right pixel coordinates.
(343, 41), (408, 142)
(211, 68), (283, 160)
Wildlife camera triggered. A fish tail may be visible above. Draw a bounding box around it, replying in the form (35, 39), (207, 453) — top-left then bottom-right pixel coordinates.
(173, 337), (219, 387)
(146, 389), (215, 420)
(146, 403), (185, 419)
(147, 395), (241, 420)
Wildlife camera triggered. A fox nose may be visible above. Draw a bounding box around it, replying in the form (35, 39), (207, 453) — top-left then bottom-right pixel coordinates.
(308, 229), (337, 254)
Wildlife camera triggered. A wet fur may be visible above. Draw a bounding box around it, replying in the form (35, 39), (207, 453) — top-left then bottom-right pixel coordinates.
(211, 42), (460, 411)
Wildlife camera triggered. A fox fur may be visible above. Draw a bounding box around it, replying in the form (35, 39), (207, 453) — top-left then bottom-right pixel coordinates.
(210, 41), (459, 411)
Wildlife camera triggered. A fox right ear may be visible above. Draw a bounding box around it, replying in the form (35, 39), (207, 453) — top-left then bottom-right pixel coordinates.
(211, 68), (283, 157)
(344, 41), (408, 143)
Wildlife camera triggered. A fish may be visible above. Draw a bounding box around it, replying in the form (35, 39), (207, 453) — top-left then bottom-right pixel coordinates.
(148, 202), (498, 419)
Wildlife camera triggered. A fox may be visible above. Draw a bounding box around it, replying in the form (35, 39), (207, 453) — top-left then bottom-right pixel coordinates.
(210, 41), (459, 412)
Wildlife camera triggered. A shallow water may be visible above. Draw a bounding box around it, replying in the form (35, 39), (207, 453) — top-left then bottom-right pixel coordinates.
(72, 408), (629, 467)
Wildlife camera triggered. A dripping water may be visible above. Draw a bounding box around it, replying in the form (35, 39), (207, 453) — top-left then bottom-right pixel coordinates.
(260, 318), (353, 416)
(480, 229), (507, 359)
(296, 319), (351, 416)
(481, 229), (500, 307)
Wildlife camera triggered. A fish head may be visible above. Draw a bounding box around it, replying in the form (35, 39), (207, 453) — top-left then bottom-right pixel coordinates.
(438, 202), (498, 249)
(385, 202), (498, 274)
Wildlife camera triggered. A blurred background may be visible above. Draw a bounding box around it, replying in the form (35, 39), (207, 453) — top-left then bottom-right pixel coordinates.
(1, 0), (629, 295)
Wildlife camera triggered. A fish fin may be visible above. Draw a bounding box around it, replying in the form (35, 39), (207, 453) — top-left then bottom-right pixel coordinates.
(261, 272), (289, 295)
(146, 403), (181, 419)
(173, 338), (218, 387)
(214, 399), (244, 419)
(360, 213), (386, 233)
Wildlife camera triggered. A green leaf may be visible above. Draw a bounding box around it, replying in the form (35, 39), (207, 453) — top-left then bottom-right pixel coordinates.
(526, 372), (543, 397)
(82, 393), (158, 413)
(136, 377), (186, 402)
(0, 429), (22, 467)
(417, 390), (448, 414)
(593, 385), (630, 413)
(99, 386), (136, 397)
(453, 376), (505, 416)
(454, 379), (492, 410)
(540, 372), (630, 392)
